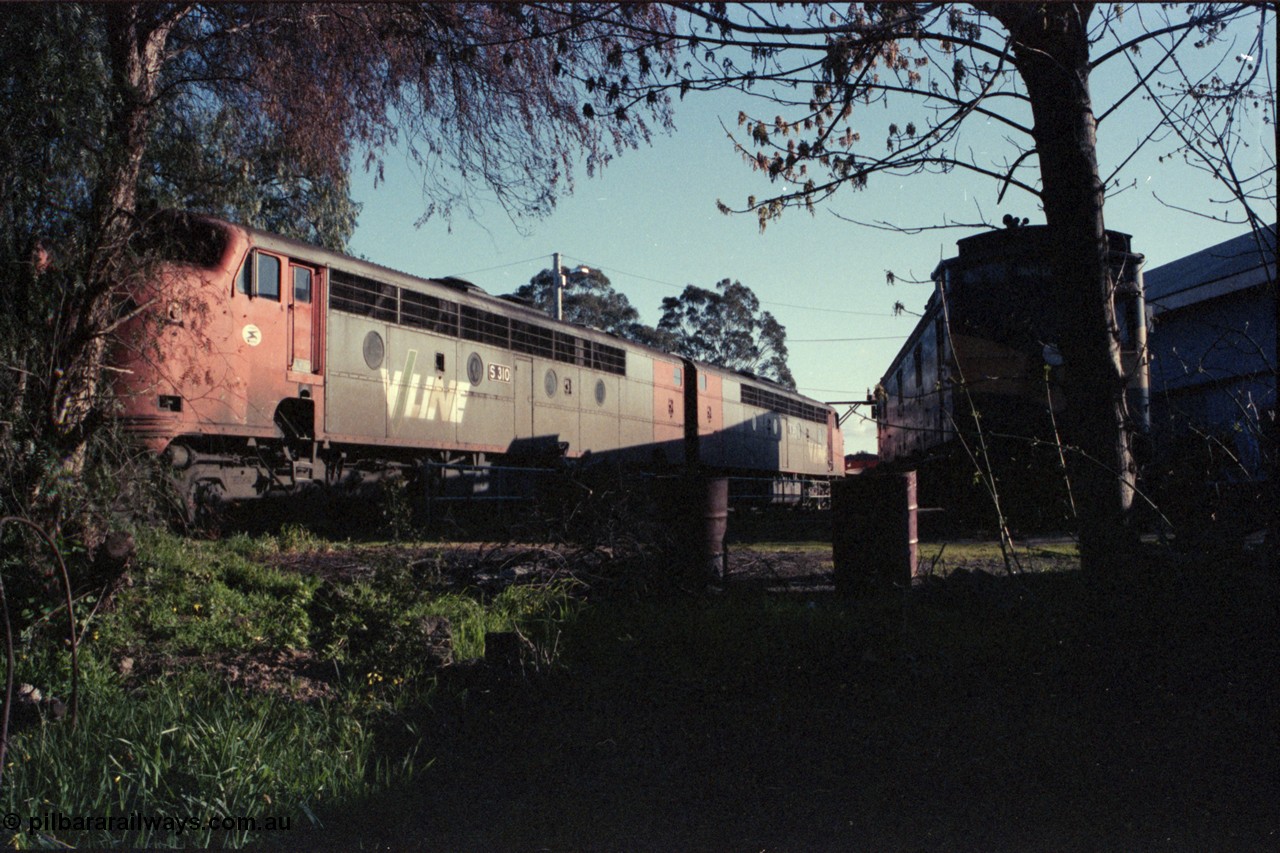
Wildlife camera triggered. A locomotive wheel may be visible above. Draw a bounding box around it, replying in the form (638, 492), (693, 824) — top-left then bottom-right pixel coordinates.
(187, 479), (227, 533)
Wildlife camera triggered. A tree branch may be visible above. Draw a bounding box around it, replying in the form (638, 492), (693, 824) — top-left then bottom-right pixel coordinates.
(1088, 3), (1252, 70)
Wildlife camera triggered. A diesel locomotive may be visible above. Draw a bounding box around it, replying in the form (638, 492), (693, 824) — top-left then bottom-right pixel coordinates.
(112, 213), (843, 514)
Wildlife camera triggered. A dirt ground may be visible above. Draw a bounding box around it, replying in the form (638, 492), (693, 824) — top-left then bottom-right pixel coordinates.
(117, 536), (1276, 850)
(300, 540), (1276, 852)
(129, 538), (1076, 703)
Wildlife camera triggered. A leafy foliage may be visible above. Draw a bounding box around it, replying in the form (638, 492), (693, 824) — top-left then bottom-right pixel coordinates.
(659, 278), (795, 387)
(144, 106), (359, 252)
(0, 2), (676, 531)
(0, 525), (592, 847)
(143, 4), (675, 225)
(509, 267), (674, 348)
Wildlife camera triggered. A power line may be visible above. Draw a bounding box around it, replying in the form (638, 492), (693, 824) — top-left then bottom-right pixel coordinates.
(788, 335), (905, 343)
(760, 300), (900, 318)
(449, 254), (551, 278)
(575, 260), (684, 292)
(567, 256), (904, 319)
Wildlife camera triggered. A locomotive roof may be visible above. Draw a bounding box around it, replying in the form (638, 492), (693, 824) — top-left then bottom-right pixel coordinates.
(951, 224), (1137, 262)
(232, 216), (657, 352)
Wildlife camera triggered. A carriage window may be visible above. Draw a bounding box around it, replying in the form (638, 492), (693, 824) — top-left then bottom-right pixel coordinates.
(293, 267), (312, 304)
(553, 331), (578, 365)
(741, 383), (828, 424)
(257, 254), (281, 300)
(674, 366), (683, 387)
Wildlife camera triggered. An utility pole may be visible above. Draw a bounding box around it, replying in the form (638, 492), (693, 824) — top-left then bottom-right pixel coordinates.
(551, 254), (591, 323)
(553, 251), (564, 321)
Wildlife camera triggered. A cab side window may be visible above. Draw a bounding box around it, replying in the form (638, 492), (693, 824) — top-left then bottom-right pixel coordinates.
(293, 267), (312, 304)
(257, 254), (281, 300)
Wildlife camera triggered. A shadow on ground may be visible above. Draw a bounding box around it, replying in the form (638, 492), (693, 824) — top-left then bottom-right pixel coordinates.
(311, 551), (1276, 852)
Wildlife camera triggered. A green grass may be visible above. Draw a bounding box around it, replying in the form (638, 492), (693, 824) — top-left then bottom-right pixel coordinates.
(3, 525), (1271, 849)
(0, 672), (419, 848)
(917, 537), (1080, 575)
(734, 539), (835, 554)
(92, 528), (318, 655)
(320, 553), (1275, 850)
(1, 526), (581, 849)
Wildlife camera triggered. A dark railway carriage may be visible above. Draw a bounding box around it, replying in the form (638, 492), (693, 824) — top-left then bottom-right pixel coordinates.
(112, 214), (841, 512)
(874, 225), (1147, 529)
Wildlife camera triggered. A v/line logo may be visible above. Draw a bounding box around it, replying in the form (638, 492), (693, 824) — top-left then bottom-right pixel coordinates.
(380, 349), (467, 426)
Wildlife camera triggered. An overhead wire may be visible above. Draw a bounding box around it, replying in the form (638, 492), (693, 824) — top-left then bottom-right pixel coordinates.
(789, 335), (906, 342)
(448, 254), (555, 278)
(559, 254), (908, 320)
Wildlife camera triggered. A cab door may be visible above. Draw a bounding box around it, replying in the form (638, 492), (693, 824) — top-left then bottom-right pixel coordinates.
(289, 263), (320, 373)
(514, 356), (534, 439)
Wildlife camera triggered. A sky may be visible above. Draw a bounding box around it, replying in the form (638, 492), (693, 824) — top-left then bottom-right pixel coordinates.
(347, 7), (1275, 454)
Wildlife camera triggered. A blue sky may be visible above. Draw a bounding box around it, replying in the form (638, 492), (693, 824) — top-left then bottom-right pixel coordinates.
(348, 8), (1275, 453)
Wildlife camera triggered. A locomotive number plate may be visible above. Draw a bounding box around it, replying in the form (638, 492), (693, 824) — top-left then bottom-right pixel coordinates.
(487, 363), (512, 383)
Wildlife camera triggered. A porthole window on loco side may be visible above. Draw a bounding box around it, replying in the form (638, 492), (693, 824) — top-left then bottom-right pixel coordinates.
(595, 379), (606, 406)
(545, 369), (558, 398)
(363, 331), (385, 369)
(467, 353), (484, 386)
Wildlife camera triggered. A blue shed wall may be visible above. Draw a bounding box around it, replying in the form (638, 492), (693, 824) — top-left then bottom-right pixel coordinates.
(1145, 226), (1276, 479)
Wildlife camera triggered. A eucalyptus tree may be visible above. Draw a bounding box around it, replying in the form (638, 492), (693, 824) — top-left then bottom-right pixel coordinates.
(511, 267), (674, 348)
(573, 2), (1272, 574)
(0, 2), (675, 526)
(659, 279), (795, 388)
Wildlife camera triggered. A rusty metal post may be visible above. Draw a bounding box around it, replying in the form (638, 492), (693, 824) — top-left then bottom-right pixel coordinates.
(664, 474), (729, 590)
(832, 471), (918, 596)
(701, 476), (729, 582)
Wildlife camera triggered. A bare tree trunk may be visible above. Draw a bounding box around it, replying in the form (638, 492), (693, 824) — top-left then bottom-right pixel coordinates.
(993, 3), (1138, 574)
(46, 5), (181, 487)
